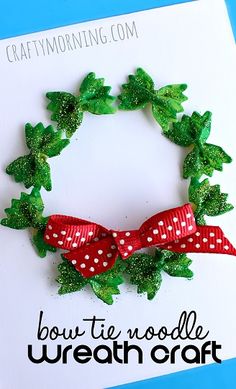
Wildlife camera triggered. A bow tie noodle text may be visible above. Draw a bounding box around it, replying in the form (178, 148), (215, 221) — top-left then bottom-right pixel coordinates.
(28, 310), (221, 365)
(1, 68), (235, 303)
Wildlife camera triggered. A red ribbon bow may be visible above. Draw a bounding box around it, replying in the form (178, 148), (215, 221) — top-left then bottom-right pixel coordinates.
(44, 203), (236, 277)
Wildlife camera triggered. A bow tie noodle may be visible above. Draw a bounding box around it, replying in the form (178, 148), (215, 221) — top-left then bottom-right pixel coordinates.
(1, 68), (235, 305)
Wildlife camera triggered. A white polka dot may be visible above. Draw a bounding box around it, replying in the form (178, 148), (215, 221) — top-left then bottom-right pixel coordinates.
(101, 233), (107, 237)
(210, 244), (215, 249)
(125, 232), (130, 237)
(188, 238), (193, 242)
(161, 234), (167, 239)
(147, 237), (153, 242)
(103, 262), (108, 267)
(75, 232), (80, 237)
(67, 237), (72, 241)
(158, 221), (164, 226)
(90, 267), (95, 272)
(174, 239), (179, 243)
(94, 237), (99, 242)
(80, 263), (86, 269)
(181, 244), (186, 248)
(181, 222), (186, 227)
(187, 213), (191, 218)
(203, 238), (208, 243)
(195, 244), (200, 249)
(124, 253), (128, 257)
(153, 229), (158, 235)
(48, 225), (52, 230)
(173, 217), (178, 223)
(120, 239), (125, 245)
(111, 245), (116, 250)
(45, 235), (50, 240)
(72, 260), (77, 265)
(128, 245), (133, 251)
(81, 237), (86, 242)
(167, 245), (172, 249)
(94, 258), (99, 264)
(224, 245), (229, 250)
(167, 226), (173, 231)
(210, 232), (215, 237)
(176, 230), (181, 236)
(112, 232), (117, 238)
(195, 232), (200, 236)
(53, 233), (58, 238)
(88, 231), (93, 236)
(98, 250), (103, 255)
(84, 255), (90, 260)
(107, 253), (112, 258)
(61, 231), (66, 235)
(72, 243), (78, 248)
(58, 241), (63, 245)
(188, 225), (193, 231)
(217, 239), (222, 243)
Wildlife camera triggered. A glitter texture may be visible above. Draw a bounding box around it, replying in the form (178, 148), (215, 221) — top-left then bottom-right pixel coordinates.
(1, 188), (47, 230)
(47, 72), (116, 138)
(57, 257), (125, 305)
(189, 178), (234, 225)
(6, 123), (69, 191)
(163, 111), (232, 179)
(183, 143), (232, 179)
(125, 250), (193, 300)
(118, 67), (187, 131)
(165, 111), (212, 147)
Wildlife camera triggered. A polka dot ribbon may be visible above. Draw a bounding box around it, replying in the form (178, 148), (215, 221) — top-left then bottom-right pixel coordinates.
(44, 203), (236, 278)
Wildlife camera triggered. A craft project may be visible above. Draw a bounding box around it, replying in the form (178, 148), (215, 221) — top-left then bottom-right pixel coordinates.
(1, 68), (235, 304)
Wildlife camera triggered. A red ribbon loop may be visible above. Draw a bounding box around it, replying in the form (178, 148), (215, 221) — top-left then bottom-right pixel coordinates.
(44, 203), (236, 278)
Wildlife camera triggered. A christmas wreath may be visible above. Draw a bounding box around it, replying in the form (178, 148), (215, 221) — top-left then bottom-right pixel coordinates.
(1, 68), (235, 304)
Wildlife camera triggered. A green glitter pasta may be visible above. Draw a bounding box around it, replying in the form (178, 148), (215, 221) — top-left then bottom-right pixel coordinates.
(47, 72), (116, 138)
(118, 68), (188, 131)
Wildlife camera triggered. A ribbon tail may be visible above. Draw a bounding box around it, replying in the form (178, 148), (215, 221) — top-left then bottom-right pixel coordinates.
(64, 236), (119, 277)
(162, 226), (236, 256)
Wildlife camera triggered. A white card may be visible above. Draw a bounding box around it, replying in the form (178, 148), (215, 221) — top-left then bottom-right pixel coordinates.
(0, 0), (236, 388)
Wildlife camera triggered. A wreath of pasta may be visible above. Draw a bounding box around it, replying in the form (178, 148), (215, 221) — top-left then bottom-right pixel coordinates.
(1, 68), (235, 304)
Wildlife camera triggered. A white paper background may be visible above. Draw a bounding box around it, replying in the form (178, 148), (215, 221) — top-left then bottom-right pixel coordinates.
(0, 0), (236, 388)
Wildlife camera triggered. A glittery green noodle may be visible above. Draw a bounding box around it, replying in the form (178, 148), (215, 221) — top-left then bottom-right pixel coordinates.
(1, 188), (47, 230)
(156, 250), (193, 279)
(57, 257), (125, 305)
(1, 187), (56, 258)
(164, 111), (212, 147)
(46, 92), (83, 138)
(6, 123), (70, 191)
(47, 72), (116, 138)
(125, 253), (163, 300)
(79, 72), (116, 115)
(88, 259), (125, 305)
(189, 178), (234, 225)
(183, 143), (232, 179)
(125, 251), (193, 300)
(118, 68), (188, 131)
(163, 111), (232, 179)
